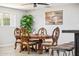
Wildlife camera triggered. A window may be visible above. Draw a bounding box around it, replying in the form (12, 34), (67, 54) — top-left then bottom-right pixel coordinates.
(0, 13), (10, 26)
(3, 13), (10, 25)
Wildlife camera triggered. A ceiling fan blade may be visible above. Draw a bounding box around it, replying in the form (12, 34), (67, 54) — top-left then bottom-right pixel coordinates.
(21, 3), (49, 8)
(33, 3), (49, 7)
(38, 3), (49, 5)
(21, 3), (32, 6)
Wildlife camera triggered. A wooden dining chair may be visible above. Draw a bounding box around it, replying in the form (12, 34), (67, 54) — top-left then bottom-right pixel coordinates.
(14, 28), (21, 49)
(38, 27), (47, 41)
(52, 27), (60, 46)
(29, 27), (48, 51)
(38, 27), (47, 35)
(42, 27), (60, 52)
(38, 27), (48, 50)
(49, 41), (74, 56)
(20, 27), (37, 54)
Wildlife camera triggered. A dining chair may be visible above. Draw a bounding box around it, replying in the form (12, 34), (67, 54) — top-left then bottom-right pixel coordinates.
(52, 27), (60, 46)
(20, 27), (37, 54)
(42, 27), (60, 52)
(38, 27), (47, 36)
(28, 27), (48, 51)
(14, 28), (21, 49)
(38, 27), (48, 50)
(49, 41), (74, 56)
(38, 27), (47, 42)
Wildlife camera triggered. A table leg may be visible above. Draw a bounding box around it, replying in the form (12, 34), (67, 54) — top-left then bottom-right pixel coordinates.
(63, 51), (67, 56)
(38, 39), (43, 54)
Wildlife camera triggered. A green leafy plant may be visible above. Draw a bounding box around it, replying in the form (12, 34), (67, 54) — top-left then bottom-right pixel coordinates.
(20, 15), (33, 33)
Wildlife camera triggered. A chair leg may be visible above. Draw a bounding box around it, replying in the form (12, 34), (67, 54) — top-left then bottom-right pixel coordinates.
(63, 51), (67, 56)
(57, 50), (60, 56)
(14, 42), (17, 49)
(19, 44), (23, 53)
(35, 44), (37, 52)
(27, 44), (31, 54)
(51, 50), (54, 56)
(68, 51), (71, 56)
(49, 48), (54, 56)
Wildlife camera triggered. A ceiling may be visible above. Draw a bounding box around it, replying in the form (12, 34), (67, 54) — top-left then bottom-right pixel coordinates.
(0, 3), (51, 11)
(0, 3), (77, 11)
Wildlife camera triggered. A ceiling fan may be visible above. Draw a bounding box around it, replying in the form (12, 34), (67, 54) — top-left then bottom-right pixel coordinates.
(22, 3), (49, 7)
(33, 3), (49, 7)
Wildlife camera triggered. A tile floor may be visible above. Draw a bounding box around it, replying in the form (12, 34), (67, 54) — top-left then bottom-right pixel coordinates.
(0, 44), (74, 56)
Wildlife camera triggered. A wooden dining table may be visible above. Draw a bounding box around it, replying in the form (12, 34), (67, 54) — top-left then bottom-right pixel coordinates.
(29, 34), (52, 54)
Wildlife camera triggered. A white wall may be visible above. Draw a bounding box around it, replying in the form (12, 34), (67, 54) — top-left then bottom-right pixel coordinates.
(0, 6), (26, 46)
(27, 3), (79, 44)
(0, 3), (79, 47)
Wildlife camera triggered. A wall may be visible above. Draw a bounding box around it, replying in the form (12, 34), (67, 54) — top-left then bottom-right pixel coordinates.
(27, 3), (79, 44)
(0, 3), (79, 47)
(0, 6), (26, 47)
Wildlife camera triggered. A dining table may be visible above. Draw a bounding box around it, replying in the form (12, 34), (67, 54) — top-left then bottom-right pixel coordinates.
(28, 34), (52, 54)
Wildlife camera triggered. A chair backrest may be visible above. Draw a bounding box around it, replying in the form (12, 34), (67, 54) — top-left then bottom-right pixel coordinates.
(52, 27), (60, 46)
(38, 27), (47, 35)
(20, 27), (29, 43)
(14, 28), (21, 39)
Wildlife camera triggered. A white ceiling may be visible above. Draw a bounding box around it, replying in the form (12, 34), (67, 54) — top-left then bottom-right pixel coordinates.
(0, 3), (50, 11)
(0, 3), (77, 11)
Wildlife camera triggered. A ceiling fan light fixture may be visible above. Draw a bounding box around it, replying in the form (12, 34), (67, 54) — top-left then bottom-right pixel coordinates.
(34, 3), (37, 7)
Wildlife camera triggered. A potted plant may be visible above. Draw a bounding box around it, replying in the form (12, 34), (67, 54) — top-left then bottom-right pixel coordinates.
(20, 15), (33, 33)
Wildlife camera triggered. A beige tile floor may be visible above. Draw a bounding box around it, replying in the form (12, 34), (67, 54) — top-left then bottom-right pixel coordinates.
(0, 44), (74, 56)
(0, 45), (49, 56)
